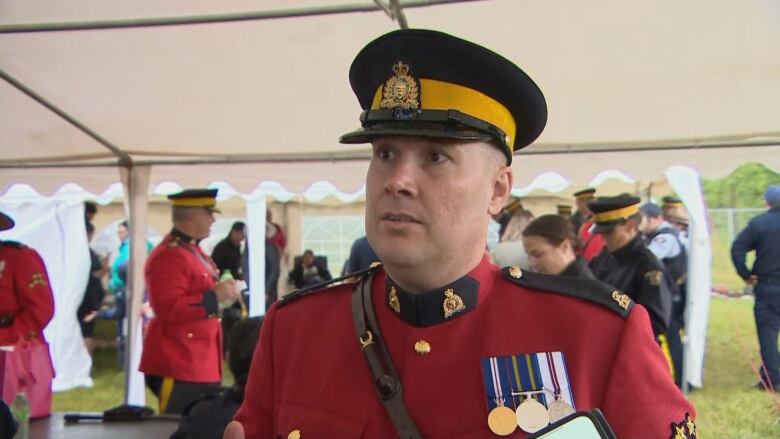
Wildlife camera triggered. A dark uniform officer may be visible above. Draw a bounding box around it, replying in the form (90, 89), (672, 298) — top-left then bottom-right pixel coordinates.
(232, 30), (695, 439)
(731, 184), (780, 390)
(571, 188), (595, 235)
(556, 204), (572, 218)
(588, 196), (674, 339)
(140, 189), (234, 414)
(0, 211), (55, 346)
(641, 202), (688, 386)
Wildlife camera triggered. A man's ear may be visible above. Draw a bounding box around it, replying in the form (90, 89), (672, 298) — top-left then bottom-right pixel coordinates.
(488, 166), (513, 216)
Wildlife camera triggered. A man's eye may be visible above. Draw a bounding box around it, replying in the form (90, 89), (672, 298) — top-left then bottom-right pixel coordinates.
(429, 152), (448, 163)
(375, 149), (392, 160)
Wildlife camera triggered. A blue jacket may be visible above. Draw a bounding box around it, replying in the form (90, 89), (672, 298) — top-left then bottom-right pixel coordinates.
(731, 207), (780, 282)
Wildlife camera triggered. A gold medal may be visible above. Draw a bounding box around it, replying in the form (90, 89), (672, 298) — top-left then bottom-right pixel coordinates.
(547, 398), (575, 423)
(487, 404), (517, 436)
(515, 397), (549, 433)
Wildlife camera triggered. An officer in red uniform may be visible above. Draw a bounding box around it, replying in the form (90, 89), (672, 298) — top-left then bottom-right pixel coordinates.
(227, 30), (696, 439)
(140, 189), (240, 414)
(0, 211), (54, 346)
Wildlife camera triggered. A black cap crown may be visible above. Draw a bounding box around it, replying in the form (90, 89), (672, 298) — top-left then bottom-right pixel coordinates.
(339, 29), (547, 164)
(587, 195), (641, 233)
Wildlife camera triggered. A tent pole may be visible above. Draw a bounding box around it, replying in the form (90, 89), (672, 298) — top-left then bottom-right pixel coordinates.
(119, 165), (152, 406)
(0, 0), (484, 34)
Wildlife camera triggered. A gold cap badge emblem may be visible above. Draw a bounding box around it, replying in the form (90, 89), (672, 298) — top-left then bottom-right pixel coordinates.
(442, 288), (466, 319)
(388, 285), (401, 314)
(380, 61), (419, 110)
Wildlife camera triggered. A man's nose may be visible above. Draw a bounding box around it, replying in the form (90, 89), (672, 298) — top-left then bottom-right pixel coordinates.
(384, 160), (418, 197)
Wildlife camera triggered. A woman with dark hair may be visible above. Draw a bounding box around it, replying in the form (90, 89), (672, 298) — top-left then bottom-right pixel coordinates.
(521, 214), (595, 279)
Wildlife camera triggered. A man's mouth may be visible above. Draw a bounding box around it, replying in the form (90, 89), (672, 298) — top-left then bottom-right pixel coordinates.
(382, 213), (420, 223)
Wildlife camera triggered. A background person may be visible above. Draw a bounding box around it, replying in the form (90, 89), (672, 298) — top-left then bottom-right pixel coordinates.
(77, 221), (108, 357)
(211, 221), (246, 280)
(522, 214), (594, 279)
(731, 184), (780, 390)
(140, 189), (240, 414)
(288, 249), (332, 289)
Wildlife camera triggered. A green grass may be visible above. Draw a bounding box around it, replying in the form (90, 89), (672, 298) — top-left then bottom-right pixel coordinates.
(689, 296), (780, 438)
(53, 298), (780, 435)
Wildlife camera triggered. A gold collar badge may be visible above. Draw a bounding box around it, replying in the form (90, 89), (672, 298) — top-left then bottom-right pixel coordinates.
(380, 61), (419, 110)
(611, 290), (631, 310)
(388, 285), (401, 314)
(442, 288), (466, 319)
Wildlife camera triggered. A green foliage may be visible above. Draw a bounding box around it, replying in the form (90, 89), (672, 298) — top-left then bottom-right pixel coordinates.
(702, 162), (780, 208)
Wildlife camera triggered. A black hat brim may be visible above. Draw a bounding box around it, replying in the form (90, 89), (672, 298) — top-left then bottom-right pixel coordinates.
(0, 212), (15, 231)
(592, 221), (618, 234)
(340, 125), (494, 146)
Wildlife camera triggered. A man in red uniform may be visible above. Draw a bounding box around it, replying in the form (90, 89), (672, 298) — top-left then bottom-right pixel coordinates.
(0, 211), (55, 415)
(0, 211), (54, 345)
(574, 188), (606, 262)
(140, 189), (240, 414)
(227, 30), (696, 439)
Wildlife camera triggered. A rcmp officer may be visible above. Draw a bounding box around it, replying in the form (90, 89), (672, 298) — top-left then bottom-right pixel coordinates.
(140, 189), (240, 414)
(640, 202), (688, 387)
(574, 188), (606, 262)
(228, 30), (695, 439)
(588, 196), (674, 340)
(571, 188), (595, 234)
(0, 211), (55, 346)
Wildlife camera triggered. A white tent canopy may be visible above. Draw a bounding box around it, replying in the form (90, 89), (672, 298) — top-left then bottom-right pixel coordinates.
(2, 0), (779, 193)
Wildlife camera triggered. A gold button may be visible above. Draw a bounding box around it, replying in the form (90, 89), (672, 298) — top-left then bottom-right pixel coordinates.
(288, 429), (301, 439)
(414, 340), (431, 355)
(186, 332), (194, 339)
(509, 266), (522, 279)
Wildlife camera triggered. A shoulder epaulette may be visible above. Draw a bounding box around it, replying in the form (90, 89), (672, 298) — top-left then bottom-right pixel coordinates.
(0, 240), (26, 249)
(277, 264), (383, 308)
(501, 266), (633, 318)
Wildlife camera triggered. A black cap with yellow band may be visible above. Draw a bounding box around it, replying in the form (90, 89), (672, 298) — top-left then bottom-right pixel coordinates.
(339, 29), (547, 164)
(168, 188), (221, 213)
(587, 195), (642, 234)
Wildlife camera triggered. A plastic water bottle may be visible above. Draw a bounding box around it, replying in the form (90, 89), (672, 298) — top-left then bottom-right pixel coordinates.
(11, 392), (29, 439)
(219, 270), (235, 310)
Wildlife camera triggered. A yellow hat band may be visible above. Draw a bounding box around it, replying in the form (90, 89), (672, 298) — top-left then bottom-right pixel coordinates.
(171, 197), (217, 208)
(594, 204), (640, 222)
(372, 78), (517, 151)
(664, 201), (683, 207)
(576, 194), (595, 200)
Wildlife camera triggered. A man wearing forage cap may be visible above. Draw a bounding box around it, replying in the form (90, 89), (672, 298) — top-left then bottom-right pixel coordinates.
(227, 30), (695, 439)
(731, 184), (780, 391)
(140, 189), (240, 414)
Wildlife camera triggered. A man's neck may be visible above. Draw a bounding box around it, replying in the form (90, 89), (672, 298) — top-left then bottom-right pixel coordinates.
(383, 251), (485, 293)
(173, 222), (200, 241)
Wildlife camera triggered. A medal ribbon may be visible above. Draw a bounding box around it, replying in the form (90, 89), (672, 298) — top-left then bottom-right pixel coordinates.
(537, 351), (575, 410)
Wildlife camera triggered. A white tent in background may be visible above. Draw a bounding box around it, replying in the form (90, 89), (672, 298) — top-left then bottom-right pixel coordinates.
(1, 0), (779, 403)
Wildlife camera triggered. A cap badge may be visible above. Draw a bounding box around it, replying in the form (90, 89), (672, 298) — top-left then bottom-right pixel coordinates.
(442, 288), (466, 319)
(380, 61), (419, 110)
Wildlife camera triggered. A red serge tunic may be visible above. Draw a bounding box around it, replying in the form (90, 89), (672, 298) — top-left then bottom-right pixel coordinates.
(0, 241), (54, 345)
(235, 256), (695, 438)
(139, 230), (222, 382)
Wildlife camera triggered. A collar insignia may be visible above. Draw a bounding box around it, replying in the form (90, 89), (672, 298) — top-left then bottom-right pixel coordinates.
(388, 285), (401, 314)
(670, 413), (697, 438)
(442, 288), (466, 319)
(380, 61), (419, 110)
(611, 290), (631, 310)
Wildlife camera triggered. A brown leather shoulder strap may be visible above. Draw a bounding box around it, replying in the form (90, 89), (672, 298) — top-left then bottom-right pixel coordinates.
(351, 271), (423, 439)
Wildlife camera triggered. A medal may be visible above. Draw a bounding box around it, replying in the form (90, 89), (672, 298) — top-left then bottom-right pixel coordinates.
(515, 395), (549, 433)
(547, 396), (575, 423)
(487, 399), (517, 436)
